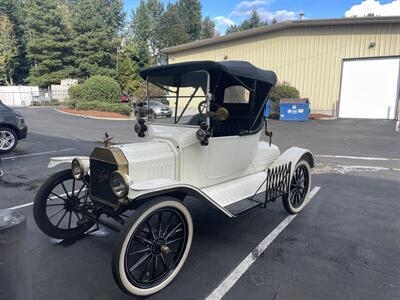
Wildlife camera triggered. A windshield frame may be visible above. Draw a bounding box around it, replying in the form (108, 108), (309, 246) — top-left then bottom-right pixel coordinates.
(145, 70), (210, 128)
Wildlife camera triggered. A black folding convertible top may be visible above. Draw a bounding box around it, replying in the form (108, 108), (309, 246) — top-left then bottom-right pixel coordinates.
(139, 60), (277, 86)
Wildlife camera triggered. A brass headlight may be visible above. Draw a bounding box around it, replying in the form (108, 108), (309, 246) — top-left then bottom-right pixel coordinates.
(110, 171), (129, 198)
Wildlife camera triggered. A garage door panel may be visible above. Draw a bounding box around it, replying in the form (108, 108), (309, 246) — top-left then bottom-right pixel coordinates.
(339, 58), (400, 119)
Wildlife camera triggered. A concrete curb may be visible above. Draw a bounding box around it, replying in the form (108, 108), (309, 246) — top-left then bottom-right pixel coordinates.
(55, 108), (135, 121)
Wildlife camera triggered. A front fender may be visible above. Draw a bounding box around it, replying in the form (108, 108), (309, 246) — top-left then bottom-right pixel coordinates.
(48, 156), (89, 168)
(129, 179), (234, 217)
(270, 147), (315, 175)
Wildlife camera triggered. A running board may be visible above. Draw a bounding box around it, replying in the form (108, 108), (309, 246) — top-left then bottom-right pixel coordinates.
(224, 192), (265, 215)
(201, 163), (292, 216)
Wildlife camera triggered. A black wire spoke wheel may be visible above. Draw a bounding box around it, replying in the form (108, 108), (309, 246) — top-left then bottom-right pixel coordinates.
(33, 169), (95, 240)
(289, 165), (309, 208)
(283, 160), (311, 214)
(126, 208), (187, 287)
(112, 197), (193, 297)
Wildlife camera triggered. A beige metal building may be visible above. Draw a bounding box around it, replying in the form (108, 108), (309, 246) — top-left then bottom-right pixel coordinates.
(163, 17), (400, 119)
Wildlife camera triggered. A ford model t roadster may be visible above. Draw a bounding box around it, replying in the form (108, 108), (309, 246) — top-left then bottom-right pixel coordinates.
(33, 61), (314, 296)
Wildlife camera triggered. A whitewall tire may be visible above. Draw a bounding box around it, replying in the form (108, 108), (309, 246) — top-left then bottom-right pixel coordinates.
(282, 160), (311, 214)
(112, 197), (193, 297)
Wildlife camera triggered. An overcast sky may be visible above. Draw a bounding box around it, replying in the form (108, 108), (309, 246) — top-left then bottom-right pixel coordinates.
(124, 0), (400, 33)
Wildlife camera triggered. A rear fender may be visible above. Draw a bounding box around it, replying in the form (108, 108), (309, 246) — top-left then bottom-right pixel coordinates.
(270, 147), (315, 175)
(48, 156), (89, 168)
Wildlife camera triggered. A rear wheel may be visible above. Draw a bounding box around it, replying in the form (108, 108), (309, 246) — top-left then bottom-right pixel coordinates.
(33, 169), (94, 240)
(112, 197), (193, 296)
(282, 160), (311, 214)
(0, 127), (17, 154)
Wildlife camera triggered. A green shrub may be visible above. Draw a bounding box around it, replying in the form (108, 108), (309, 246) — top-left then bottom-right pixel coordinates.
(80, 76), (121, 103)
(51, 99), (60, 106)
(66, 100), (77, 108)
(269, 82), (300, 114)
(68, 84), (82, 100)
(75, 101), (132, 116)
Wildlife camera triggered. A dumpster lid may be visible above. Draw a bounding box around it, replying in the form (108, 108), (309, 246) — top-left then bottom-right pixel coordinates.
(280, 98), (309, 104)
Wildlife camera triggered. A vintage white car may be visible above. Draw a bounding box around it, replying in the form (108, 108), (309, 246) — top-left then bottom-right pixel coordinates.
(33, 61), (314, 297)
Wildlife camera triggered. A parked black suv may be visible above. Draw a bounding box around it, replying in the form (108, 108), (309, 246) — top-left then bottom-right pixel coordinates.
(0, 100), (27, 153)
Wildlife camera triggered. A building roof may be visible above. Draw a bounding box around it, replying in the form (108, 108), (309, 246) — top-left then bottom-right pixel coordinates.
(162, 16), (400, 54)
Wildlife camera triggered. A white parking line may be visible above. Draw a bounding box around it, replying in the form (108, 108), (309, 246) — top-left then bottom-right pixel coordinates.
(206, 186), (321, 300)
(2, 148), (75, 160)
(316, 154), (400, 161)
(8, 188), (86, 210)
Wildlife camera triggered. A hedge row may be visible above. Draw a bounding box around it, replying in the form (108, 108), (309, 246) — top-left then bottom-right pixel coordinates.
(73, 101), (132, 116)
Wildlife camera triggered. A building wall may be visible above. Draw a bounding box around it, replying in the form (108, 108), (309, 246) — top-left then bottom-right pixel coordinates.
(169, 24), (400, 115)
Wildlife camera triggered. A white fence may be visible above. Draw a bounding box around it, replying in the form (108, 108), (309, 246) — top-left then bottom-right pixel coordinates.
(0, 86), (39, 107)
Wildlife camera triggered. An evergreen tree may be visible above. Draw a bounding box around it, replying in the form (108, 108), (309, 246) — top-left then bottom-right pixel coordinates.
(0, 15), (18, 85)
(226, 10), (267, 35)
(71, 0), (124, 79)
(177, 0), (202, 41)
(226, 24), (240, 34)
(25, 0), (76, 87)
(240, 10), (266, 30)
(157, 3), (189, 50)
(116, 41), (142, 94)
(201, 17), (216, 39)
(147, 0), (164, 61)
(130, 0), (152, 67)
(0, 0), (28, 84)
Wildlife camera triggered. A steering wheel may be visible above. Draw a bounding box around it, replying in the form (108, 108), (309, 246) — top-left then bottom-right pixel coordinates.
(198, 100), (221, 115)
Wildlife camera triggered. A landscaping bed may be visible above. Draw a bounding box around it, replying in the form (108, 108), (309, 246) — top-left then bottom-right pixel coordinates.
(59, 107), (130, 119)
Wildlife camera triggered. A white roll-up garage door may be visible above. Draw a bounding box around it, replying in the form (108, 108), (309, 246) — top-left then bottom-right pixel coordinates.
(339, 57), (400, 119)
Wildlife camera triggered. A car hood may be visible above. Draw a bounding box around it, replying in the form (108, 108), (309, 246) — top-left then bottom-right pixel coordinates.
(114, 140), (176, 182)
(0, 103), (21, 116)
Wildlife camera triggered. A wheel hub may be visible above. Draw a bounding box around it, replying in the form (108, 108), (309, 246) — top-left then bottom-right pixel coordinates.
(64, 196), (79, 212)
(151, 238), (166, 255)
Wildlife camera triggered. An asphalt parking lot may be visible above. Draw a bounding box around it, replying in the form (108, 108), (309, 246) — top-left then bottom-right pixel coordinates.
(1, 108), (400, 300)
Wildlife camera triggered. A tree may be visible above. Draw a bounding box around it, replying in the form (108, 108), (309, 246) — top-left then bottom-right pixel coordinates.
(116, 41), (142, 94)
(0, 15), (18, 85)
(156, 3), (189, 50)
(225, 10), (267, 35)
(226, 24), (240, 34)
(0, 0), (28, 84)
(147, 0), (164, 61)
(25, 0), (76, 86)
(177, 0), (202, 41)
(201, 17), (216, 39)
(130, 0), (152, 67)
(71, 0), (124, 79)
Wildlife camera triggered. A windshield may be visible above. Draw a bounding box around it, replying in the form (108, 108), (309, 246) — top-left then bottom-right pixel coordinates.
(139, 71), (209, 127)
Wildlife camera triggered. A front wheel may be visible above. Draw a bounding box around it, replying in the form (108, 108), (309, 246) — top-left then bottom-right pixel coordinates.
(282, 160), (311, 214)
(33, 169), (95, 240)
(112, 197), (193, 297)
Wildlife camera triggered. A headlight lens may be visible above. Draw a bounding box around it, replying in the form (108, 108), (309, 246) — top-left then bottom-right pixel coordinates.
(71, 158), (85, 180)
(16, 116), (24, 129)
(110, 171), (129, 198)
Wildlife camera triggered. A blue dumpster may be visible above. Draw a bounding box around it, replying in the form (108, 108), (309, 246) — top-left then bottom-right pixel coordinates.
(264, 99), (270, 118)
(279, 98), (309, 121)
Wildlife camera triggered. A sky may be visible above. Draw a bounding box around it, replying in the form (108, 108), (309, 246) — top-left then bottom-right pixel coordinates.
(123, 0), (400, 33)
